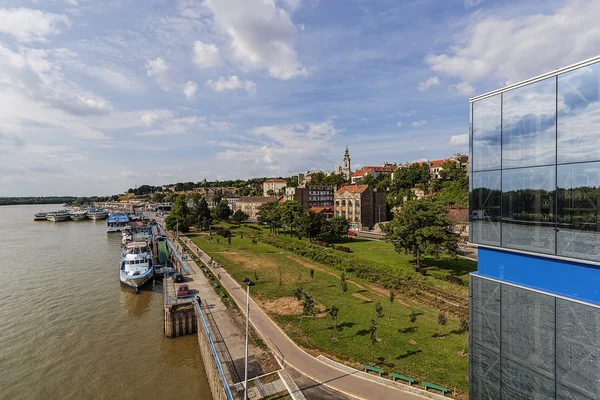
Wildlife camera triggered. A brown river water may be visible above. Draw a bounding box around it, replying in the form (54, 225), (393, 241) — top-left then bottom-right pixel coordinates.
(0, 205), (210, 400)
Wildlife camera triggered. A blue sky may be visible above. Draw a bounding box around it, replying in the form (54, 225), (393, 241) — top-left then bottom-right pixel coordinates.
(1, 0), (600, 196)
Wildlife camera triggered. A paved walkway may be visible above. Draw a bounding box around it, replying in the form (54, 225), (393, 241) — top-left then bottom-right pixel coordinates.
(180, 235), (429, 400)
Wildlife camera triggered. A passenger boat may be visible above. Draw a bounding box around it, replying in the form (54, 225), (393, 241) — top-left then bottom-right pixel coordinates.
(120, 241), (154, 290)
(47, 210), (70, 222)
(87, 208), (108, 220)
(107, 213), (129, 233)
(70, 211), (88, 221)
(122, 226), (133, 245)
(34, 212), (47, 221)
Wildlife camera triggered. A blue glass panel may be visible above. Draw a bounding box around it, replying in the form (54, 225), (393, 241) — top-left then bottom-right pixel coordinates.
(472, 95), (501, 171)
(471, 171), (501, 246)
(502, 78), (556, 168)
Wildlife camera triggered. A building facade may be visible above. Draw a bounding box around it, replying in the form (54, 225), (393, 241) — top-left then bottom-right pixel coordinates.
(233, 196), (278, 221)
(284, 185), (335, 209)
(334, 185), (387, 230)
(469, 57), (600, 399)
(351, 165), (398, 184)
(262, 179), (287, 196)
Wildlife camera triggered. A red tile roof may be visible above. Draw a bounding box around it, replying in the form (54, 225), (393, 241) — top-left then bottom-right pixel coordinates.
(264, 178), (287, 183)
(309, 206), (334, 214)
(448, 208), (469, 224)
(429, 159), (448, 168)
(352, 165), (398, 178)
(336, 185), (369, 194)
(237, 196), (279, 203)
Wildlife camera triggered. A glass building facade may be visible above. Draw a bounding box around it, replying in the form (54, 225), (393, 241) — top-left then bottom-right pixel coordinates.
(469, 57), (600, 400)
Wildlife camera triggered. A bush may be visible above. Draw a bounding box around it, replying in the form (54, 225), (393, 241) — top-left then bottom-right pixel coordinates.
(247, 225), (261, 231)
(415, 267), (427, 276)
(446, 275), (464, 286)
(217, 228), (232, 238)
(335, 245), (351, 253)
(315, 240), (330, 247)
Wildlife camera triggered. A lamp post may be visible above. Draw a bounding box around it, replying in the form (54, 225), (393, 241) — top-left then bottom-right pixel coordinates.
(242, 277), (255, 400)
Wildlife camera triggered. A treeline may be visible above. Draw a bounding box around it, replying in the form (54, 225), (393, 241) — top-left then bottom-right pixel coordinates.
(0, 196), (119, 206)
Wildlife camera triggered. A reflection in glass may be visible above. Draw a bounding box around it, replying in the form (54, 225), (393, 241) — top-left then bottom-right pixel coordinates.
(502, 166), (556, 254)
(501, 285), (556, 400)
(558, 63), (600, 163)
(502, 78), (556, 168)
(557, 162), (600, 261)
(472, 94), (501, 171)
(470, 171), (501, 246)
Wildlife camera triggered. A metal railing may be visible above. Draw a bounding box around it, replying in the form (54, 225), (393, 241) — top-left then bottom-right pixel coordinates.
(157, 225), (190, 274)
(194, 295), (235, 400)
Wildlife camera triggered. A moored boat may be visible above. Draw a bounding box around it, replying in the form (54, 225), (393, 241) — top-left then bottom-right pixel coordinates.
(107, 213), (129, 233)
(70, 211), (88, 221)
(87, 208), (108, 220)
(120, 241), (154, 290)
(47, 210), (70, 222)
(34, 212), (47, 221)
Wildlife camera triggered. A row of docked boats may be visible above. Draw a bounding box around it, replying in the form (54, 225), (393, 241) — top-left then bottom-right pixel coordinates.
(119, 220), (162, 292)
(34, 208), (108, 222)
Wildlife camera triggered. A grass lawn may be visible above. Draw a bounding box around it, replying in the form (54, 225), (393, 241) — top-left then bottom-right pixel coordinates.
(187, 228), (470, 395)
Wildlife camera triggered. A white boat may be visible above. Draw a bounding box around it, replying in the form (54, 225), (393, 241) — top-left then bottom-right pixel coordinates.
(47, 210), (70, 222)
(107, 213), (129, 233)
(87, 208), (108, 220)
(122, 226), (133, 245)
(120, 241), (154, 290)
(70, 211), (88, 221)
(34, 212), (47, 221)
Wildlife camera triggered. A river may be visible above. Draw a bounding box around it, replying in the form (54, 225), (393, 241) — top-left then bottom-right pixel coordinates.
(0, 205), (210, 400)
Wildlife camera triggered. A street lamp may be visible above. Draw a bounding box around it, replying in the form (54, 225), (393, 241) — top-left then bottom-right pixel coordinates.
(242, 277), (255, 400)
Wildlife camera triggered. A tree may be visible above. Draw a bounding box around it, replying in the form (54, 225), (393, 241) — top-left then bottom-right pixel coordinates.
(437, 312), (448, 337)
(214, 200), (233, 221)
(340, 272), (348, 292)
(285, 175), (299, 188)
(320, 216), (350, 242)
(152, 192), (165, 202)
(193, 197), (212, 230)
(299, 293), (317, 331)
(369, 319), (378, 359)
(310, 269), (314, 279)
(388, 291), (395, 320)
(375, 300), (384, 318)
(165, 195), (192, 232)
(460, 318), (469, 355)
(231, 209), (249, 225)
(410, 309), (417, 324)
(297, 211), (324, 241)
(292, 287), (304, 301)
(384, 198), (459, 268)
(257, 201), (281, 233)
(387, 163), (431, 207)
(329, 305), (339, 340)
(279, 201), (305, 236)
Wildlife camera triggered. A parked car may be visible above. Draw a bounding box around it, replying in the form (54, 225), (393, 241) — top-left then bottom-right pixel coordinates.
(173, 272), (184, 283)
(176, 284), (189, 297)
(347, 230), (357, 237)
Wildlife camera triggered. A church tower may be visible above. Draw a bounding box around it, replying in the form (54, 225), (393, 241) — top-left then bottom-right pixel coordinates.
(342, 145), (351, 180)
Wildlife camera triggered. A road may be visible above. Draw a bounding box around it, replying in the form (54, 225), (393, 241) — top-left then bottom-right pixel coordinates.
(179, 235), (433, 400)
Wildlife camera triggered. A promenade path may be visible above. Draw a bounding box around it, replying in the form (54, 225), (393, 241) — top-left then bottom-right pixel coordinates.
(179, 235), (433, 400)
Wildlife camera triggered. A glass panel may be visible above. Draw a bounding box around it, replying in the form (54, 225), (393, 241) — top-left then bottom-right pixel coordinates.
(556, 298), (600, 399)
(501, 285), (555, 400)
(471, 276), (501, 349)
(502, 78), (557, 168)
(558, 62), (600, 164)
(472, 94), (502, 171)
(502, 166), (556, 254)
(470, 171), (502, 246)
(556, 162), (600, 262)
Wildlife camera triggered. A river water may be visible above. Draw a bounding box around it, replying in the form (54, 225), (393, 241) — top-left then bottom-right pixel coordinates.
(0, 205), (210, 400)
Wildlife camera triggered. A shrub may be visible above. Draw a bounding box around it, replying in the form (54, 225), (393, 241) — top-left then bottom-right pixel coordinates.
(446, 275), (464, 286)
(217, 228), (232, 238)
(335, 245), (351, 253)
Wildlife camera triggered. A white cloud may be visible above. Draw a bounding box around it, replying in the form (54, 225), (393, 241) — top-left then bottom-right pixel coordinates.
(411, 120), (427, 128)
(399, 110), (416, 117)
(419, 146), (428, 151)
(0, 8), (70, 43)
(141, 112), (161, 126)
(426, 1), (600, 86)
(464, 0), (483, 7)
(158, 172), (172, 178)
(417, 76), (440, 92)
(450, 134), (469, 147)
(216, 120), (338, 174)
(396, 121), (403, 128)
(205, 75), (256, 95)
(85, 65), (145, 94)
(451, 81), (475, 96)
(184, 80), (198, 100)
(121, 170), (145, 178)
(146, 57), (175, 91)
(204, 0), (307, 79)
(281, 0), (302, 11)
(193, 40), (221, 68)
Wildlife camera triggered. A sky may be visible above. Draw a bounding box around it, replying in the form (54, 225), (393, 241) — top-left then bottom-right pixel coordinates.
(2, 0), (600, 196)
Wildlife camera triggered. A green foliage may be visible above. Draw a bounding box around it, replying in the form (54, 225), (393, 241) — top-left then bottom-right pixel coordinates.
(297, 211), (325, 241)
(388, 291), (395, 319)
(459, 317), (469, 334)
(310, 268), (314, 279)
(285, 175), (299, 188)
(257, 201), (281, 233)
(410, 310), (417, 324)
(369, 319), (378, 359)
(151, 192), (166, 202)
(214, 200), (233, 221)
(387, 163), (431, 207)
(279, 201), (305, 236)
(437, 312), (448, 337)
(308, 172), (348, 187)
(165, 195), (192, 232)
(375, 300), (384, 318)
(292, 287), (304, 301)
(320, 216), (350, 242)
(192, 197), (212, 230)
(231, 209), (249, 225)
(432, 161), (469, 208)
(384, 199), (459, 268)
(328, 305), (339, 339)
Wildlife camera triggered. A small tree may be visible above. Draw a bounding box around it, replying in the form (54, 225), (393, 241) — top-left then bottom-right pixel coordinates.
(231, 209), (249, 225)
(410, 309), (417, 324)
(340, 272), (348, 292)
(437, 312), (448, 337)
(460, 318), (469, 356)
(369, 319), (378, 359)
(292, 287), (304, 301)
(329, 305), (339, 340)
(299, 293), (317, 332)
(254, 270), (259, 281)
(388, 291), (395, 320)
(375, 300), (384, 318)
(214, 200), (233, 221)
(310, 269), (314, 279)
